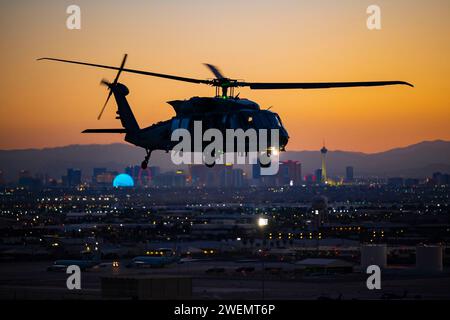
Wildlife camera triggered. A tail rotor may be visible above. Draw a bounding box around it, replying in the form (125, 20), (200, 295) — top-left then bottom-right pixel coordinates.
(97, 54), (128, 120)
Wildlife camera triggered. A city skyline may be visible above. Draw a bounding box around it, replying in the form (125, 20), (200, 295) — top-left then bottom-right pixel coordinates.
(9, 156), (450, 189)
(1, 139), (449, 183)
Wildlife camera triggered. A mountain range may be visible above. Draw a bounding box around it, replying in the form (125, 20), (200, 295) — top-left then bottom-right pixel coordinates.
(0, 140), (449, 182)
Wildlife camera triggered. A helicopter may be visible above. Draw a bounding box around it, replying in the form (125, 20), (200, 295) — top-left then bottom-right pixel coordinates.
(38, 54), (413, 169)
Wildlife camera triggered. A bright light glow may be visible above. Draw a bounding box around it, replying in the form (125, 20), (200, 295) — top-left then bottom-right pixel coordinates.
(270, 147), (279, 156)
(258, 217), (269, 227)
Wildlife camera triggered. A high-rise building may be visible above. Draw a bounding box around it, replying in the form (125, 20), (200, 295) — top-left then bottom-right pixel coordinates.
(320, 143), (328, 183)
(311, 195), (328, 230)
(387, 177), (404, 187)
(232, 169), (244, 188)
(190, 164), (245, 188)
(214, 164), (233, 188)
(190, 165), (210, 187)
(279, 160), (302, 186)
(19, 170), (31, 180)
(345, 166), (354, 183)
(96, 172), (116, 185)
(154, 171), (186, 187)
(405, 178), (419, 187)
(92, 168), (106, 184)
(149, 166), (160, 179)
(315, 169), (322, 184)
(18, 170), (42, 189)
(251, 161), (266, 187)
(432, 172), (450, 185)
(304, 174), (315, 184)
(0, 170), (4, 185)
(252, 162), (261, 180)
(66, 168), (82, 187)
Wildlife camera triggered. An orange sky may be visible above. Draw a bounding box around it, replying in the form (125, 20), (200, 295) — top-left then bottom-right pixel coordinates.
(0, 0), (449, 152)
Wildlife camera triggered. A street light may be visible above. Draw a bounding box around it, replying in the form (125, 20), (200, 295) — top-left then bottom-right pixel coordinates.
(258, 217), (268, 227)
(257, 216), (268, 299)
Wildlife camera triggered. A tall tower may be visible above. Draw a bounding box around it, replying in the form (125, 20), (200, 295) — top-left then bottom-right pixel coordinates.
(320, 142), (328, 183)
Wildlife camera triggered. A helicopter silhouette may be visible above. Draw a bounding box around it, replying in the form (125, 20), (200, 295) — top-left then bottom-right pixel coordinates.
(38, 54), (413, 169)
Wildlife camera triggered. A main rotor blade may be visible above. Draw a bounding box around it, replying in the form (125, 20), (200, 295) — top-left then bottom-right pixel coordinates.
(239, 81), (414, 90)
(204, 63), (225, 79)
(38, 57), (413, 90)
(98, 90), (112, 120)
(37, 57), (213, 85)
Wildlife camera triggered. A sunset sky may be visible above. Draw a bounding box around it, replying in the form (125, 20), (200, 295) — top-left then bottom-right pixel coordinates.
(1, 0), (449, 152)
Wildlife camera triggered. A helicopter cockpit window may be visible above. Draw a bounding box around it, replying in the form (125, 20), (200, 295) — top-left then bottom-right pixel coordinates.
(171, 118), (180, 131)
(229, 114), (240, 129)
(221, 115), (228, 126)
(180, 118), (190, 129)
(274, 115), (282, 127)
(266, 113), (282, 128)
(253, 113), (270, 128)
(253, 113), (282, 129)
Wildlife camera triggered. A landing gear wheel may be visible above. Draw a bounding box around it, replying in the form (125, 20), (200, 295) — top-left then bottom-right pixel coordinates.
(260, 160), (271, 168)
(259, 151), (272, 168)
(205, 149), (216, 168)
(141, 149), (151, 170)
(205, 161), (215, 168)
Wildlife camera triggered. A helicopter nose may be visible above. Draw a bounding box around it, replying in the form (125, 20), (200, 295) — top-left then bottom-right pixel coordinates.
(280, 133), (289, 150)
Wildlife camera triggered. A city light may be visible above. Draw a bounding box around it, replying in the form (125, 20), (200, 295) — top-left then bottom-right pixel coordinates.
(258, 217), (269, 227)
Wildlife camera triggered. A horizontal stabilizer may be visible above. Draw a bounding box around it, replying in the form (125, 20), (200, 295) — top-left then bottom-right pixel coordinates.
(82, 129), (127, 133)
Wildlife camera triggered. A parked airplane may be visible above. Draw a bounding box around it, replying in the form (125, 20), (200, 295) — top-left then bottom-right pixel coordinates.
(47, 252), (101, 271)
(127, 248), (180, 268)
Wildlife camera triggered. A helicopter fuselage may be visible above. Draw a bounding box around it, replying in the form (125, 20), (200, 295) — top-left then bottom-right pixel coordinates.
(126, 96), (290, 153)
